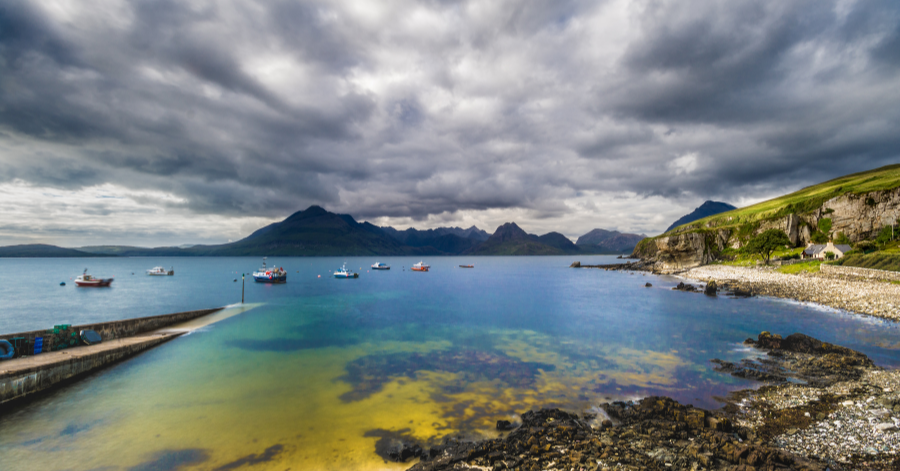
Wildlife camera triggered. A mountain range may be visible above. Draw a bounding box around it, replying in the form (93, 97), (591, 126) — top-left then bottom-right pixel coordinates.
(2, 206), (651, 257)
(575, 229), (648, 254)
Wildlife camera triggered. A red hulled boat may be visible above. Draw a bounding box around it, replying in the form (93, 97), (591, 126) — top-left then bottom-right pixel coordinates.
(75, 269), (113, 287)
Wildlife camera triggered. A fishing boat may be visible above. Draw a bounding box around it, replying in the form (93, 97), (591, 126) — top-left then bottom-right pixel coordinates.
(147, 266), (174, 276)
(371, 262), (390, 270)
(334, 263), (359, 278)
(411, 261), (430, 272)
(253, 257), (287, 283)
(459, 264), (474, 268)
(74, 269), (113, 287)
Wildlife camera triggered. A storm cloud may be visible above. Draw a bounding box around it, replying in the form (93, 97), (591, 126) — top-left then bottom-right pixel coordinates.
(1, 0), (898, 245)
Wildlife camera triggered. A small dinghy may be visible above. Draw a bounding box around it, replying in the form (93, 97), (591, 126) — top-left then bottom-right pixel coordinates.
(80, 330), (102, 345)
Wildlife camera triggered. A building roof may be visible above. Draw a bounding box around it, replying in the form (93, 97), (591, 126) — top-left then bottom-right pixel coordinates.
(834, 244), (852, 253)
(803, 244), (825, 255)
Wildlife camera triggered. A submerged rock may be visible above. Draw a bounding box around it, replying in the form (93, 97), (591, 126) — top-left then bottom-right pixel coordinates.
(495, 420), (514, 431)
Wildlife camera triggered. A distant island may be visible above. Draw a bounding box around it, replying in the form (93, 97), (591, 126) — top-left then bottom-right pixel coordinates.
(1, 206), (646, 257)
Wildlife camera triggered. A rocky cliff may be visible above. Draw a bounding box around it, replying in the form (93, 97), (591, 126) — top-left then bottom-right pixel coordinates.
(634, 186), (900, 272)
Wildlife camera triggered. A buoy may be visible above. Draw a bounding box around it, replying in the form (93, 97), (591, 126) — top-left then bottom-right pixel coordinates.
(318, 275), (321, 278)
(233, 279), (237, 282)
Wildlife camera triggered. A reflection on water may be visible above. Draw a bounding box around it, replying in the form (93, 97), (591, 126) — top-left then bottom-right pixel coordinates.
(1, 256), (899, 470)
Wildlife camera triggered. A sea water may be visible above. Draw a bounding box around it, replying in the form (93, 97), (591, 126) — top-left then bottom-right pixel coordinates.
(1, 256), (899, 470)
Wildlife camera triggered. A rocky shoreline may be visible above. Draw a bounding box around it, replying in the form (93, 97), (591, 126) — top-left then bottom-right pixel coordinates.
(682, 265), (900, 321)
(374, 332), (899, 471)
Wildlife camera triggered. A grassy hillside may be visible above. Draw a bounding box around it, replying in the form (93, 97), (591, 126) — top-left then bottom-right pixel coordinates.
(667, 164), (900, 235)
(833, 253), (900, 272)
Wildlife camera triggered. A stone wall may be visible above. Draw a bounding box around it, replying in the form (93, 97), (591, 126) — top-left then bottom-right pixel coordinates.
(0, 307), (222, 357)
(0, 334), (178, 405)
(820, 263), (900, 282)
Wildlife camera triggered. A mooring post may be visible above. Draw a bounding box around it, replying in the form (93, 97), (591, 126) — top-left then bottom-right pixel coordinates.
(242, 273), (245, 304)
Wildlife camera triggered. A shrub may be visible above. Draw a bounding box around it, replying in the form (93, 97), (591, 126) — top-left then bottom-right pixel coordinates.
(855, 240), (876, 252)
(834, 232), (851, 245)
(818, 218), (832, 234)
(824, 251), (835, 260)
(810, 231), (828, 244)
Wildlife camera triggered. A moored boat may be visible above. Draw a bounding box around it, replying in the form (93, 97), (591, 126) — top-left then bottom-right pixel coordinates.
(147, 266), (174, 276)
(253, 257), (287, 283)
(371, 262), (390, 270)
(334, 263), (359, 278)
(411, 261), (430, 272)
(459, 264), (474, 268)
(75, 269), (113, 287)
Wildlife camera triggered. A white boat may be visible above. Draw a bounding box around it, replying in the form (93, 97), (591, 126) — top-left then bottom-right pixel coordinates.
(334, 263), (359, 278)
(371, 262), (390, 270)
(147, 266), (174, 276)
(411, 261), (430, 272)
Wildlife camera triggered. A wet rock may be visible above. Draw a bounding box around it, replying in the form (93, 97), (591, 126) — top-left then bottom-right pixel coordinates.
(495, 420), (514, 431)
(569, 261), (581, 268)
(704, 279), (717, 296)
(645, 282), (652, 287)
(673, 281), (698, 292)
(715, 332), (875, 388)
(364, 429), (427, 463)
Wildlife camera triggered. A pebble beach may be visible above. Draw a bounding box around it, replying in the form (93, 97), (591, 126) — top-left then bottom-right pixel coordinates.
(683, 264), (900, 321)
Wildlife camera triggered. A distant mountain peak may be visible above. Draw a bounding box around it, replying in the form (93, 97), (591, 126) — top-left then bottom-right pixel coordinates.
(666, 200), (737, 233)
(491, 222), (529, 242)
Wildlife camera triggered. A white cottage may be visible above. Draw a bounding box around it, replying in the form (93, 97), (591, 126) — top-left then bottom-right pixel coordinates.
(802, 242), (851, 260)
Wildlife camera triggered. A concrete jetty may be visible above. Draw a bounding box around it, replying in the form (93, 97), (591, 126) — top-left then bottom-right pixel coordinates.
(0, 307), (224, 408)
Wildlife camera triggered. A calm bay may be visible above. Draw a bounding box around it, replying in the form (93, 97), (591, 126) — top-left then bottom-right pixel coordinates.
(1, 255), (899, 470)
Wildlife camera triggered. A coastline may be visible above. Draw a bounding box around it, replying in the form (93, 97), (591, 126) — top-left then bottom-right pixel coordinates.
(680, 264), (900, 322)
(400, 332), (900, 471)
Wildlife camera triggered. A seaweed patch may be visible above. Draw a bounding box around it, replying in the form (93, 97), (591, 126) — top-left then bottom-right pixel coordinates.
(338, 348), (555, 402)
(213, 444), (284, 470)
(128, 449), (210, 471)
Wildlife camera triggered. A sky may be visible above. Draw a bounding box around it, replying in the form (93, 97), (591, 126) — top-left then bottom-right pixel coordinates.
(1, 0), (899, 247)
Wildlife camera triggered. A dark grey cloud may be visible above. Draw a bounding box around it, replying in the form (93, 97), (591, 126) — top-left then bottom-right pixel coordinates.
(0, 0), (899, 243)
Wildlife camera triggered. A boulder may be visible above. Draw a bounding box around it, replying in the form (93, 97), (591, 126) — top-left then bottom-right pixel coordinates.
(704, 280), (717, 296)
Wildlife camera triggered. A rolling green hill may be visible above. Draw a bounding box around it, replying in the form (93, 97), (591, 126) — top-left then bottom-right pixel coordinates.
(665, 164), (900, 236)
(0, 244), (106, 257)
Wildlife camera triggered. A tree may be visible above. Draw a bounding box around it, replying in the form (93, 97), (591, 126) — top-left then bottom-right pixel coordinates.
(876, 225), (893, 247)
(745, 229), (793, 265)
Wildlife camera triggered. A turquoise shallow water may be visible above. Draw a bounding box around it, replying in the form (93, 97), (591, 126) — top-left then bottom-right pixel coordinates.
(1, 256), (899, 470)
